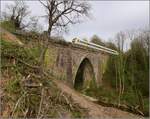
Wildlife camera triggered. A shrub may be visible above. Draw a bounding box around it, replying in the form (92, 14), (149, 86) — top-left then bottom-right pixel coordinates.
(0, 20), (16, 32)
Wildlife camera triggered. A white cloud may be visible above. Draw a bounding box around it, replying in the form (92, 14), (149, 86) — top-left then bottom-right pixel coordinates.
(64, 1), (149, 41)
(1, 1), (149, 42)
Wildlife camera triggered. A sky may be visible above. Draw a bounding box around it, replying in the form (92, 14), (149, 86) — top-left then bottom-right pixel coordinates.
(1, 0), (149, 42)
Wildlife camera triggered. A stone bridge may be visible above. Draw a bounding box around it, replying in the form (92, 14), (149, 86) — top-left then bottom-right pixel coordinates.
(46, 39), (114, 89)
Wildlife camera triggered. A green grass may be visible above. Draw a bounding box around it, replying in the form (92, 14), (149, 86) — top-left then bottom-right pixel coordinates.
(72, 111), (82, 118)
(5, 77), (21, 94)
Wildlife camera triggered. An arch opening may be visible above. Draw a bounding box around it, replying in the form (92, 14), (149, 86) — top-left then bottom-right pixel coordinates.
(74, 58), (96, 90)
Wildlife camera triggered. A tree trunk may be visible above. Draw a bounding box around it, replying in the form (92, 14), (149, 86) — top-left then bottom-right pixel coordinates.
(38, 28), (51, 74)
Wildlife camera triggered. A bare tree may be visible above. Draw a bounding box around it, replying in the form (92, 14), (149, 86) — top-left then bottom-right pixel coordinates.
(115, 31), (127, 106)
(139, 28), (149, 56)
(90, 35), (106, 46)
(2, 0), (30, 30)
(38, 0), (91, 69)
(27, 16), (44, 33)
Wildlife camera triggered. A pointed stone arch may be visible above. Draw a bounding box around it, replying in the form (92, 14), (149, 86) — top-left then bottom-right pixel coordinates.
(74, 57), (96, 90)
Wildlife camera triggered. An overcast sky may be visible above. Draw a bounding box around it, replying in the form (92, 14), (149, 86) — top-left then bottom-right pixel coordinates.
(1, 0), (149, 42)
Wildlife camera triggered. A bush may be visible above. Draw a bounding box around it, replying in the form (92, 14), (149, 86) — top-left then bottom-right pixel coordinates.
(0, 20), (16, 32)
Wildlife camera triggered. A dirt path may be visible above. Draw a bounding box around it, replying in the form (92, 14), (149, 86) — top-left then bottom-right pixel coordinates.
(54, 80), (142, 118)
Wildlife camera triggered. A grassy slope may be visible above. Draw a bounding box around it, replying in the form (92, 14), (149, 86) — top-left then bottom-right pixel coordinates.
(1, 31), (88, 118)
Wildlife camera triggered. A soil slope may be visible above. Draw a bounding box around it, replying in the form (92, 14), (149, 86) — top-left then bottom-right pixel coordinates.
(54, 80), (142, 118)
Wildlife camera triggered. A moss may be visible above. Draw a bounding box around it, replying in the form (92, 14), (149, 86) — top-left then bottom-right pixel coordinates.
(44, 48), (57, 69)
(71, 111), (82, 118)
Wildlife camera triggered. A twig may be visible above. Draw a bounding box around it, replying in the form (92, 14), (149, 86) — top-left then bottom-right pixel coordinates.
(17, 58), (39, 69)
(37, 88), (45, 118)
(30, 73), (42, 79)
(23, 108), (29, 118)
(1, 65), (16, 68)
(23, 83), (43, 88)
(3, 55), (39, 69)
(61, 93), (73, 111)
(11, 91), (27, 117)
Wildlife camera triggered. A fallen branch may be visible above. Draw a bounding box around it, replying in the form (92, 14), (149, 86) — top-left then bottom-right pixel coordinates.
(17, 58), (39, 69)
(3, 55), (39, 69)
(96, 99), (145, 116)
